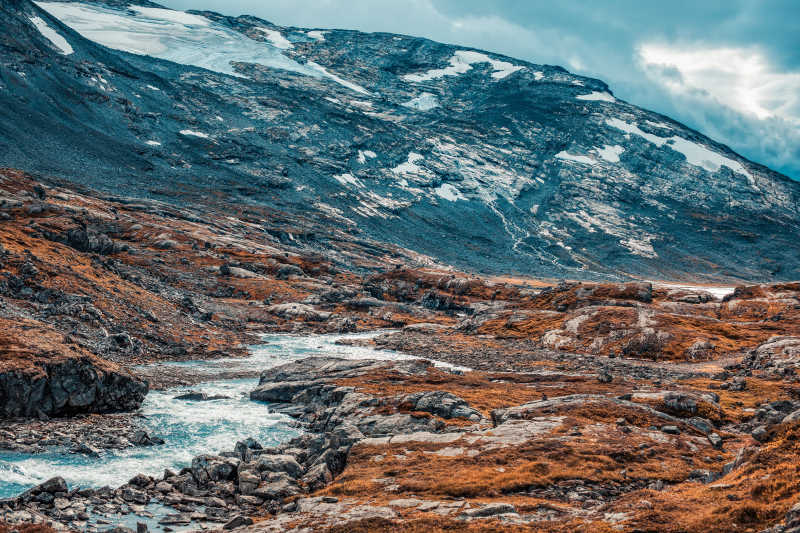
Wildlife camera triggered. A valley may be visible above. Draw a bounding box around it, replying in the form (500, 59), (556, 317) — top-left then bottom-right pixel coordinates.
(2, 1), (800, 532)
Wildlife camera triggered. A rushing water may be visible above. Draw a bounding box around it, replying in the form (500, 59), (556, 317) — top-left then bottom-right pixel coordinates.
(0, 331), (439, 500)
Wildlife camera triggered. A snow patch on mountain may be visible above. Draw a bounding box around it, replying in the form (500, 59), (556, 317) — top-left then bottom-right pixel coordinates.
(606, 118), (752, 180)
(594, 145), (625, 163)
(129, 6), (209, 26)
(35, 2), (320, 78)
(306, 61), (370, 95)
(391, 152), (427, 175)
(306, 30), (328, 41)
(403, 50), (522, 82)
(357, 150), (377, 164)
(256, 27), (292, 49)
(434, 183), (465, 202)
(334, 173), (363, 188)
(28, 15), (73, 55)
(577, 91), (615, 102)
(179, 130), (209, 138)
(402, 93), (439, 111)
(556, 151), (596, 165)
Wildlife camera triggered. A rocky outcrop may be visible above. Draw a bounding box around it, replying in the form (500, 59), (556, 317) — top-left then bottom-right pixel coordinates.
(0, 357), (147, 418)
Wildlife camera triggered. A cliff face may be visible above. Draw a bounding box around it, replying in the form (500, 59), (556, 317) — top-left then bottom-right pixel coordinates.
(0, 318), (147, 418)
(0, 0), (797, 281)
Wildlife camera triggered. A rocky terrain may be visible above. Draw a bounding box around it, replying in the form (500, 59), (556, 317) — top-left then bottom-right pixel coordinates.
(1, 172), (800, 531)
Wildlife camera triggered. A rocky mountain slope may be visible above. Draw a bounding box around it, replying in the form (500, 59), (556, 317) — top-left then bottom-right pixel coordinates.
(1, 0), (799, 281)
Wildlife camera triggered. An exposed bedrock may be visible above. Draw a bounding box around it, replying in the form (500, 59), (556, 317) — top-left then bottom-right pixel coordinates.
(0, 357), (148, 418)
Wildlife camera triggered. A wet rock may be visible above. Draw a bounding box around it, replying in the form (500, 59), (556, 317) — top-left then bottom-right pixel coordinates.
(191, 455), (239, 486)
(174, 391), (231, 401)
(37, 476), (68, 494)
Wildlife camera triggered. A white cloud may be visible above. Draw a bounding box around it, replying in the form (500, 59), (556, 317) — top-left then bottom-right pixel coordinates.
(638, 43), (800, 124)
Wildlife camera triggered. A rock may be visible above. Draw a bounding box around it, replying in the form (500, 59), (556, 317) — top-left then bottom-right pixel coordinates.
(192, 455), (238, 486)
(256, 454), (303, 478)
(302, 462), (333, 492)
(687, 417), (713, 434)
(223, 515), (254, 529)
(464, 502), (516, 517)
(268, 303), (331, 321)
(663, 392), (698, 415)
(0, 357), (148, 419)
(234, 441), (253, 462)
(37, 477), (68, 493)
(782, 409), (800, 425)
(174, 392), (231, 401)
(597, 370), (613, 383)
(708, 432), (723, 449)
(752, 425), (769, 442)
(402, 391), (482, 421)
(253, 478), (300, 500)
(661, 425), (680, 434)
(128, 473), (152, 487)
(237, 471), (260, 496)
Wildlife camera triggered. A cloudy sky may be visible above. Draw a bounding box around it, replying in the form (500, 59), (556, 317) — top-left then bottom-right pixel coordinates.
(159, 0), (800, 179)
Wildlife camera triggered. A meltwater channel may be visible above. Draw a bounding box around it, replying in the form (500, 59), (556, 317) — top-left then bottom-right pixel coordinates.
(0, 331), (443, 500)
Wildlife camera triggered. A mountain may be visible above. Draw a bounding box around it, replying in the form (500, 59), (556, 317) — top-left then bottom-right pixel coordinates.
(1, 0), (799, 281)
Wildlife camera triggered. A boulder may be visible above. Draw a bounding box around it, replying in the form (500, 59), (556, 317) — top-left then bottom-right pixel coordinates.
(223, 516), (254, 529)
(256, 454), (303, 478)
(464, 502), (516, 517)
(268, 303), (330, 321)
(253, 478), (300, 500)
(302, 463), (333, 492)
(402, 390), (482, 421)
(237, 471), (260, 496)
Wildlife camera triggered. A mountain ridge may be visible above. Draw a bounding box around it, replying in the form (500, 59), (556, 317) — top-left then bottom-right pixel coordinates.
(1, 0), (798, 281)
